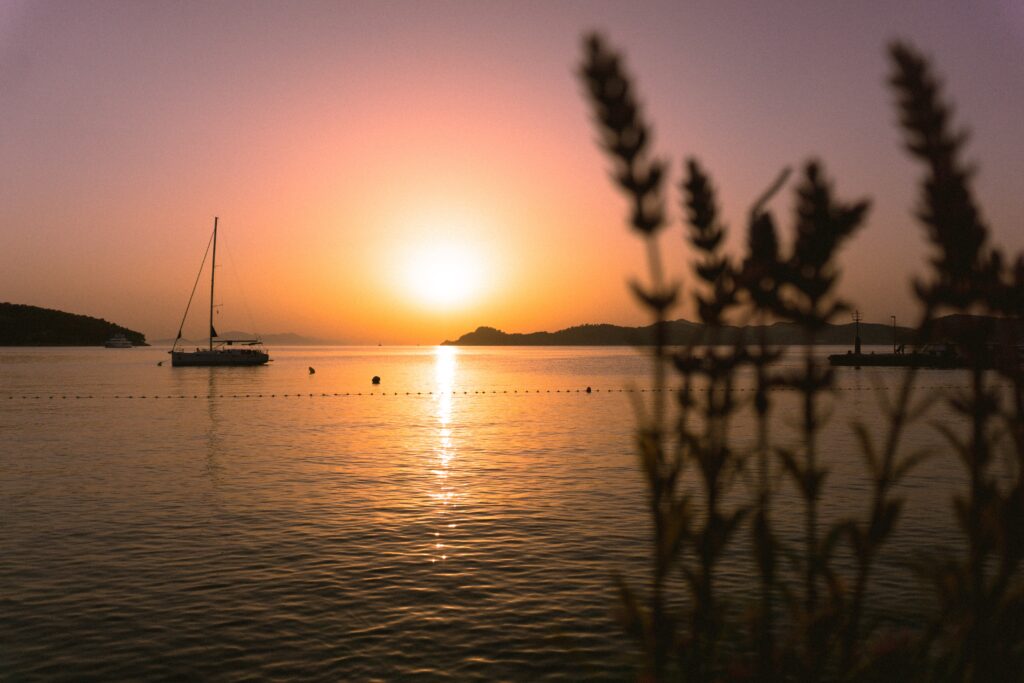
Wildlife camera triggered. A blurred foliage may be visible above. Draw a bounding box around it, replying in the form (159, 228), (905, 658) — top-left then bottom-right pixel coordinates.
(579, 35), (1023, 681)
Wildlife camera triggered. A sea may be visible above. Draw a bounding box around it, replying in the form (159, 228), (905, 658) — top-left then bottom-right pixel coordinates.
(0, 345), (997, 680)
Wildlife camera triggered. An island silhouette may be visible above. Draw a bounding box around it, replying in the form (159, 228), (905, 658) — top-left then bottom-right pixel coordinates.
(1, 302), (147, 346)
(442, 319), (917, 346)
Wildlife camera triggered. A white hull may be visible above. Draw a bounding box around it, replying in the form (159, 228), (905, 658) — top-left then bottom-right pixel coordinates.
(105, 334), (133, 348)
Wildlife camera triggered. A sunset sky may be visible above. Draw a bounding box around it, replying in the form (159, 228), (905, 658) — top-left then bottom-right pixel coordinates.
(2, 1), (1022, 344)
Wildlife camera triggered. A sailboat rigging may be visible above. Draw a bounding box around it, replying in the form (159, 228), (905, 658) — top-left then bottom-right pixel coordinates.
(169, 217), (270, 367)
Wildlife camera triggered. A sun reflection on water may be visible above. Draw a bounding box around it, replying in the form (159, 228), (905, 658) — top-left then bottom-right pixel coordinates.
(431, 346), (458, 564)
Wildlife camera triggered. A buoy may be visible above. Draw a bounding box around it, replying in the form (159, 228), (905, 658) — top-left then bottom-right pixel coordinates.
(372, 376), (381, 385)
(309, 366), (315, 375)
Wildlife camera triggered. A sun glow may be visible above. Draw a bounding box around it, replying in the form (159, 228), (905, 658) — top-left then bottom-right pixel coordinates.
(403, 242), (487, 309)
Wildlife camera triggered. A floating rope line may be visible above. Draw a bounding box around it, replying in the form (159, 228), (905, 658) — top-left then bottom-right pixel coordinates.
(0, 384), (986, 401)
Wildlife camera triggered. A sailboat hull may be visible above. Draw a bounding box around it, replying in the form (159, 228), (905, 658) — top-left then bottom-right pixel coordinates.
(171, 349), (269, 366)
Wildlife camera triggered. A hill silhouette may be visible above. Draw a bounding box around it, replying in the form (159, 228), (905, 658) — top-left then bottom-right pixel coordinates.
(442, 319), (917, 346)
(0, 303), (147, 346)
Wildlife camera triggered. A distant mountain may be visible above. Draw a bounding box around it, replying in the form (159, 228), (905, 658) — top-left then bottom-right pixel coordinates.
(256, 332), (340, 346)
(151, 331), (338, 346)
(0, 302), (147, 346)
(442, 319), (918, 347)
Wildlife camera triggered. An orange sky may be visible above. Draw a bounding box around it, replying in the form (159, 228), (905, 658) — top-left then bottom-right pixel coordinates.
(2, 1), (1023, 344)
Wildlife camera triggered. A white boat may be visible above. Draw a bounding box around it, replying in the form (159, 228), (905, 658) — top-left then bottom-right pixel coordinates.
(104, 333), (133, 348)
(169, 217), (270, 367)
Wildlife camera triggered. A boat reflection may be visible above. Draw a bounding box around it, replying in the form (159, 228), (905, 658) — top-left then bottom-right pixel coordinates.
(431, 346), (458, 564)
(204, 370), (224, 484)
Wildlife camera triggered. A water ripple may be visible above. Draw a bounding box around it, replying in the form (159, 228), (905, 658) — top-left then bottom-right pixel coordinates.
(1, 346), (984, 679)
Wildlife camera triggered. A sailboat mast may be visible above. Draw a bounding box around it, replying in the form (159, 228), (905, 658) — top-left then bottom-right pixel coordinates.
(209, 216), (218, 352)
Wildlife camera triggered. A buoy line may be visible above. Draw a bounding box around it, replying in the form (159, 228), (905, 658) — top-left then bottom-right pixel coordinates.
(0, 384), (987, 402)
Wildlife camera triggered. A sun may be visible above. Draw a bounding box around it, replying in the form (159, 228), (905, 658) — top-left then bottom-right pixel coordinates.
(403, 242), (487, 309)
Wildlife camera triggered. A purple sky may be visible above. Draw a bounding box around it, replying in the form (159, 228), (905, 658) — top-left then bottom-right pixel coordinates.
(2, 1), (1022, 342)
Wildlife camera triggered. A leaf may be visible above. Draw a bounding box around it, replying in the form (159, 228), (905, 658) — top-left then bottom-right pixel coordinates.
(824, 520), (854, 560)
(614, 574), (644, 634)
(629, 279), (679, 312)
(892, 447), (934, 483)
(753, 508), (777, 580)
(845, 522), (868, 560)
(636, 427), (662, 485)
(777, 448), (806, 490)
(932, 420), (969, 468)
(661, 498), (691, 565)
(713, 506), (751, 563)
(869, 499), (905, 546)
(852, 421), (881, 481)
(749, 167), (792, 219)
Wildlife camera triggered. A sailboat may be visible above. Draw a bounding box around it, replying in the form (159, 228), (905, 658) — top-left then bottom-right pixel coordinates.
(169, 217), (270, 367)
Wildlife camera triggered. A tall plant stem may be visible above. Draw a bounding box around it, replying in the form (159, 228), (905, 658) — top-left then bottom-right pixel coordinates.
(754, 326), (776, 681)
(962, 360), (990, 679)
(643, 231), (672, 678)
(803, 343), (819, 615)
(842, 305), (932, 668)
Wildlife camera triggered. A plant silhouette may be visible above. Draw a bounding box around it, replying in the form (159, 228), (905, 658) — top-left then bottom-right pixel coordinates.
(579, 34), (1023, 681)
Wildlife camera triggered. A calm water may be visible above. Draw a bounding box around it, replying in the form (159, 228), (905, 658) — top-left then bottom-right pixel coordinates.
(0, 346), (990, 680)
